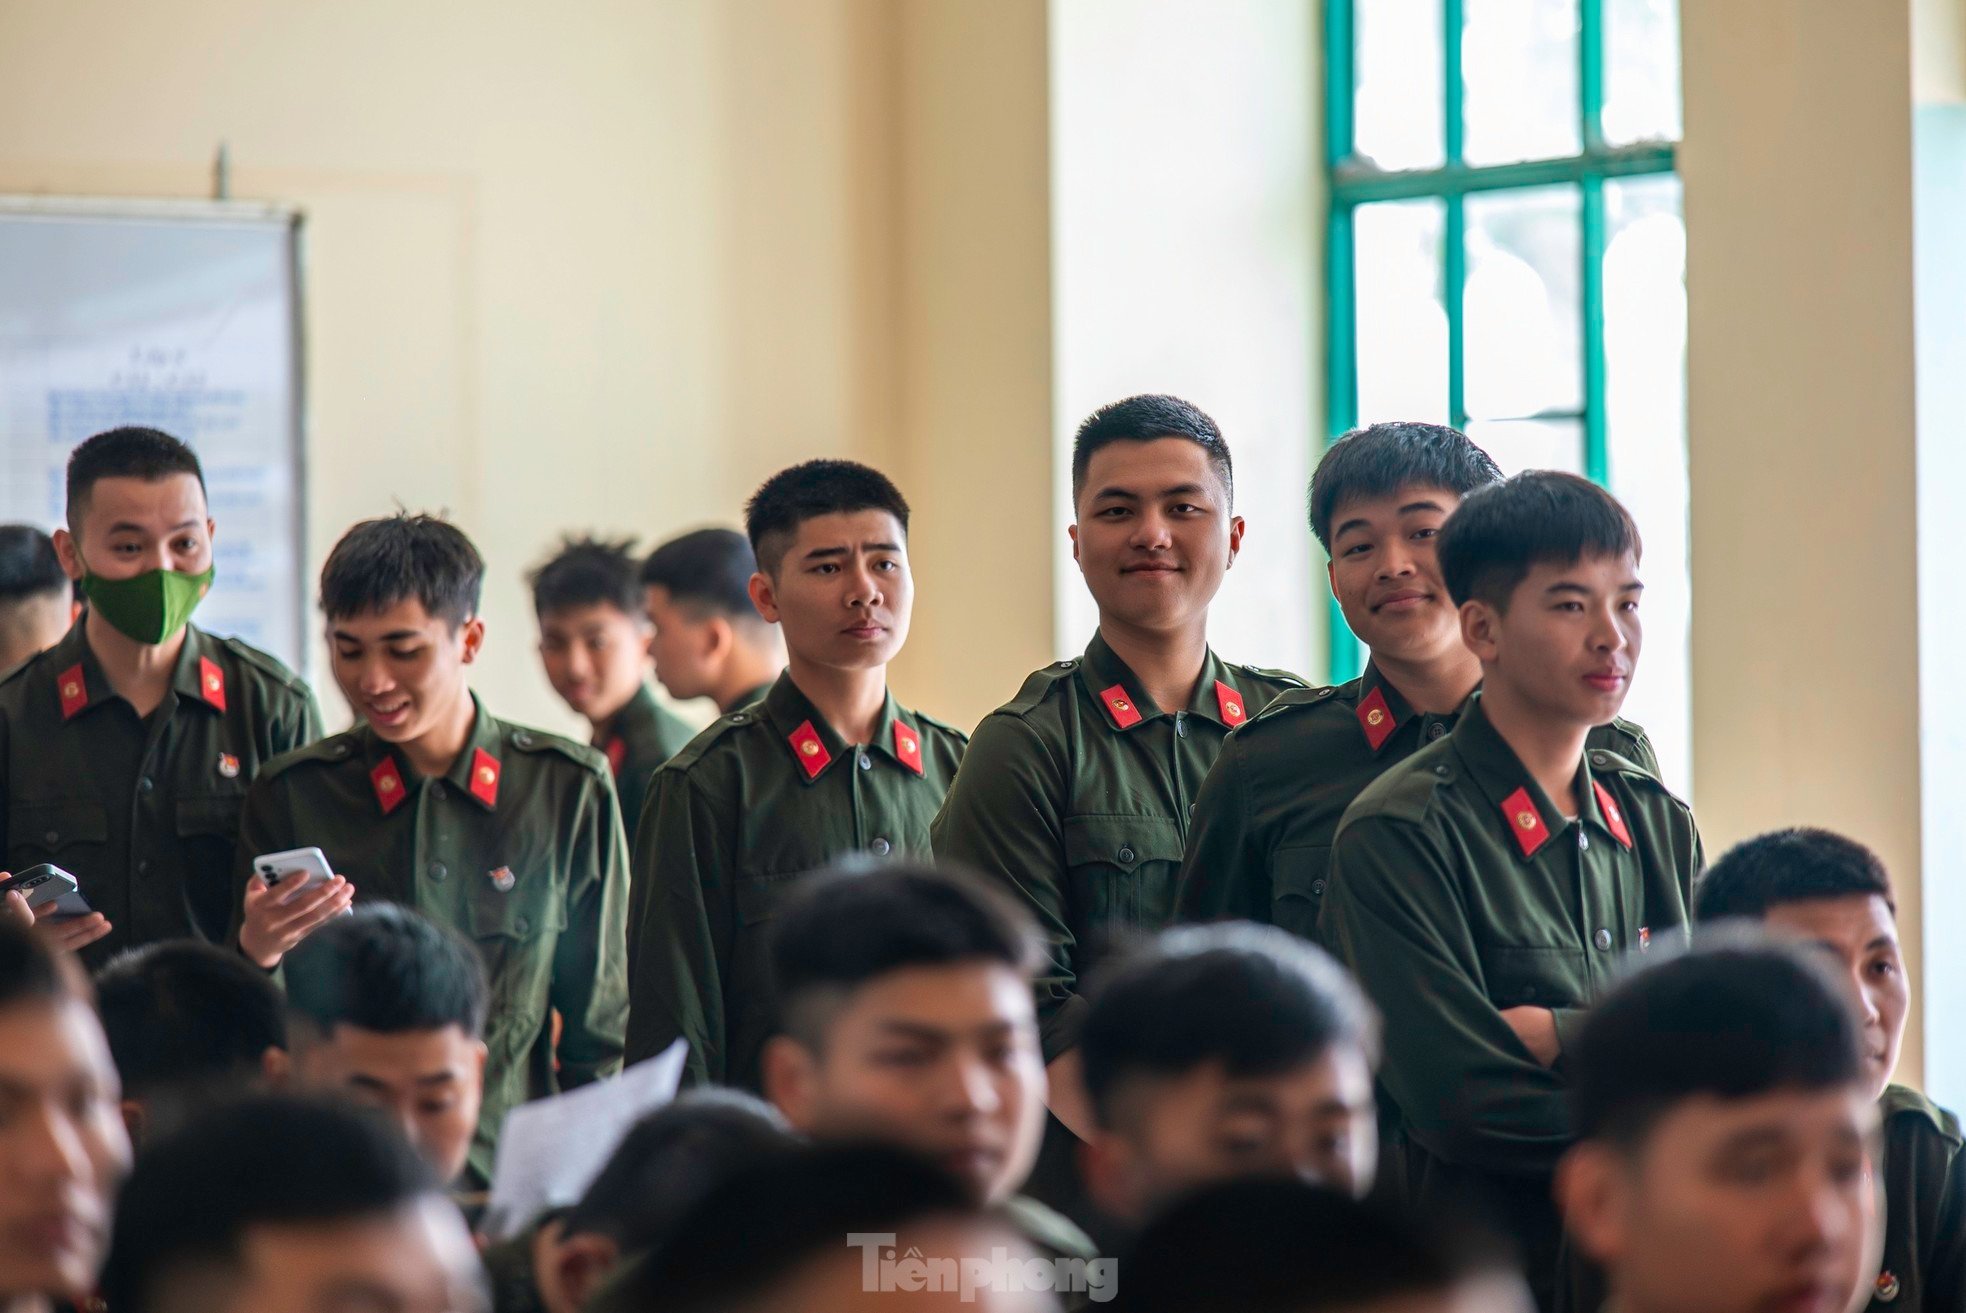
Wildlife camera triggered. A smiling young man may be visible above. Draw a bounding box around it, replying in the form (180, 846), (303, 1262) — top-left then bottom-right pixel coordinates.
(1694, 829), (1964, 1313)
(231, 513), (629, 1187)
(623, 461), (966, 1088)
(931, 395), (1301, 1161)
(1320, 471), (1702, 1312)
(638, 527), (785, 715)
(0, 428), (322, 965)
(1175, 422), (1656, 944)
(528, 536), (694, 847)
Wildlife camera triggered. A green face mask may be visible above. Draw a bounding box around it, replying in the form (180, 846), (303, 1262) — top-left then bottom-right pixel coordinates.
(81, 565), (215, 645)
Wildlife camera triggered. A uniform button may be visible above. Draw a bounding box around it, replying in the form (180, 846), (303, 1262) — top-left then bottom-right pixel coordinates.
(431, 783), (446, 801)
(1117, 846), (1136, 864)
(1433, 765), (1449, 777)
(1175, 715), (1188, 739)
(137, 860), (149, 875)
(1591, 752), (1608, 767)
(870, 837), (892, 856)
(1311, 879), (1326, 896)
(429, 861), (448, 881)
(514, 732), (534, 748)
(1578, 830), (1590, 852)
(1428, 723), (1446, 741)
(138, 777), (155, 793)
(1594, 928), (1613, 951)
(332, 742), (351, 759)
(1189, 802), (1197, 816)
(857, 753), (872, 771)
(43, 830), (58, 845)
(515, 916), (531, 934)
(730, 713), (750, 725)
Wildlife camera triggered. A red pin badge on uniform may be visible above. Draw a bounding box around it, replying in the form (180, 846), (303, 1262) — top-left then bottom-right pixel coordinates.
(469, 749), (501, 808)
(1500, 786), (1551, 857)
(56, 664), (88, 720)
(604, 737), (627, 776)
(1591, 780), (1633, 849)
(892, 719), (924, 776)
(1214, 681), (1246, 727)
(1356, 685), (1396, 751)
(788, 720), (832, 780)
(371, 757), (407, 816)
(198, 657), (227, 713)
(1098, 685), (1144, 730)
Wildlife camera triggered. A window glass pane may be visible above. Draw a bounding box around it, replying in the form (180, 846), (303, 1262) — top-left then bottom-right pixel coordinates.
(1354, 198), (1448, 424)
(1464, 185), (1581, 420)
(1463, 0), (1579, 165)
(1353, 0), (1444, 170)
(1604, 0), (1682, 145)
(1603, 172), (1690, 788)
(1465, 417), (1584, 475)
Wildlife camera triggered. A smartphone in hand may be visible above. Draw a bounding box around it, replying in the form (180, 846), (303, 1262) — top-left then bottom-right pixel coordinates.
(1, 865), (95, 921)
(251, 847), (336, 899)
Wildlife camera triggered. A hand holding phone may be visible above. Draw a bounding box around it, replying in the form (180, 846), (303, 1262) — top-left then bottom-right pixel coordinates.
(0, 866), (113, 953)
(240, 848), (355, 969)
(252, 847), (336, 898)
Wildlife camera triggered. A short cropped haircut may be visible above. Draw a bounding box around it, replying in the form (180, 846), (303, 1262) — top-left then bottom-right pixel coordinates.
(319, 513), (484, 627)
(590, 1141), (973, 1313)
(0, 524), (70, 602)
(744, 459), (911, 575)
(1694, 828), (1897, 924)
(1119, 1179), (1519, 1313)
(1436, 470), (1642, 610)
(66, 426), (206, 528)
(768, 862), (1043, 1050)
(527, 534), (644, 621)
(563, 1089), (795, 1252)
(1571, 930), (1864, 1150)
(96, 942), (286, 1102)
(639, 527), (762, 622)
(284, 904), (489, 1041)
(1308, 421), (1503, 551)
(1081, 923), (1380, 1130)
(0, 918), (70, 1011)
(100, 1095), (440, 1313)
(1071, 393), (1234, 506)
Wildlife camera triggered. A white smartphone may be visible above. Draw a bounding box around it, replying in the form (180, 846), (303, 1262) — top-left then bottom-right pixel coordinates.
(252, 847), (335, 896)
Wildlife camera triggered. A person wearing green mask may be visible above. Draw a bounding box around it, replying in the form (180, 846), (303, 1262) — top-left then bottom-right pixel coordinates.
(0, 426), (323, 968)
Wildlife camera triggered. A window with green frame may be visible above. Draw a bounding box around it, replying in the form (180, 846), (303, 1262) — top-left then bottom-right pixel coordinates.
(1322, 0), (1692, 785)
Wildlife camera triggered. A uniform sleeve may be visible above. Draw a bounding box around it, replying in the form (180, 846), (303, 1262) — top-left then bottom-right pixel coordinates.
(624, 769), (734, 1086)
(927, 715), (1077, 1060)
(1173, 736), (1269, 924)
(551, 772), (629, 1088)
(1322, 814), (1574, 1174)
(275, 682), (325, 757)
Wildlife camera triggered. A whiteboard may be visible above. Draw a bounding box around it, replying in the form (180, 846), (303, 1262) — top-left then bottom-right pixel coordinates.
(0, 197), (306, 673)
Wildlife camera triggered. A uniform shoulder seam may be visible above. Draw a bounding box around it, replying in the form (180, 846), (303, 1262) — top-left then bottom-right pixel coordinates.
(214, 634), (311, 693)
(656, 711), (755, 774)
(257, 730), (362, 781)
(997, 663), (1077, 719)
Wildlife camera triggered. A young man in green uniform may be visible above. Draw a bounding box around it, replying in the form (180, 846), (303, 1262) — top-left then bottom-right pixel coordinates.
(1175, 422), (1655, 943)
(931, 394), (1301, 1144)
(232, 513), (629, 1186)
(1557, 935), (1881, 1313)
(529, 535), (694, 847)
(1321, 471), (1702, 1310)
(624, 461), (966, 1087)
(0, 427), (321, 964)
(1694, 829), (1964, 1313)
(0, 524), (75, 674)
(639, 526), (785, 715)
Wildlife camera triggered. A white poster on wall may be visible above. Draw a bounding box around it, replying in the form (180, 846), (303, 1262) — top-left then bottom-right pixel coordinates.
(0, 199), (305, 672)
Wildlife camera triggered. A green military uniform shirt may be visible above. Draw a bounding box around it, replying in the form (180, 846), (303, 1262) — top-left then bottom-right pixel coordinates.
(0, 621), (321, 968)
(234, 694), (630, 1185)
(1321, 694), (1701, 1311)
(624, 672), (966, 1088)
(930, 632), (1302, 1061)
(1873, 1084), (1966, 1313)
(1174, 661), (1658, 946)
(597, 683), (694, 850)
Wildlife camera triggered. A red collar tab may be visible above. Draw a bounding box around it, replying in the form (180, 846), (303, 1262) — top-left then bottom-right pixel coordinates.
(1357, 685), (1397, 751)
(1215, 681), (1247, 727)
(1501, 786), (1551, 858)
(56, 664), (89, 721)
(371, 757), (408, 815)
(469, 748), (501, 808)
(788, 720), (832, 780)
(604, 737), (627, 776)
(1592, 780), (1634, 850)
(197, 656), (227, 713)
(893, 719), (924, 776)
(1099, 685), (1144, 730)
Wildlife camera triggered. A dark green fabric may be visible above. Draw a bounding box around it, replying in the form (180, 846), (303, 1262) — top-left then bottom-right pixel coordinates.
(597, 683), (694, 850)
(234, 694), (629, 1187)
(1873, 1083), (1966, 1313)
(624, 672), (966, 1089)
(930, 631), (1303, 1061)
(0, 621), (321, 969)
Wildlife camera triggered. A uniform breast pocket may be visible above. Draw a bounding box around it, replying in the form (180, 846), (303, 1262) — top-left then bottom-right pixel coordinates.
(1062, 814), (1185, 930)
(735, 868), (806, 927)
(1269, 845), (1332, 943)
(1482, 944), (1589, 1009)
(464, 869), (567, 945)
(8, 801), (109, 866)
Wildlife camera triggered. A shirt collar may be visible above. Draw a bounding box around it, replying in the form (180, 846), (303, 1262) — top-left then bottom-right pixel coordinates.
(358, 692), (505, 813)
(1447, 695), (1626, 860)
(597, 683), (661, 752)
(51, 622), (222, 723)
(759, 673), (923, 784)
(1076, 629), (1243, 732)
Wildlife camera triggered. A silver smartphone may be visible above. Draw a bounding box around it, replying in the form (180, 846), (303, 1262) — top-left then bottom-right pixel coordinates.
(251, 846), (335, 896)
(3, 864), (94, 921)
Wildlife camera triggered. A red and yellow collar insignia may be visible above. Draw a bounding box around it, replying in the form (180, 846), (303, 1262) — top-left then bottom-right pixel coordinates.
(893, 719), (924, 776)
(56, 664), (89, 720)
(1215, 681), (1246, 727)
(1592, 780), (1633, 849)
(469, 748), (501, 808)
(788, 720), (832, 780)
(1501, 786), (1551, 857)
(371, 756), (408, 815)
(1099, 684), (1144, 730)
(198, 656), (227, 713)
(604, 737), (627, 776)
(1357, 685), (1397, 751)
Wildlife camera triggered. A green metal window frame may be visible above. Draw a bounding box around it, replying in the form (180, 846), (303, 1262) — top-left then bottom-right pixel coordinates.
(1322, 0), (1677, 682)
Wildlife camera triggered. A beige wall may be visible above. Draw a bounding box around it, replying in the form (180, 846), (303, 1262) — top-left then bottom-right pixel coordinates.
(0, 0), (1052, 738)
